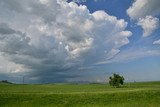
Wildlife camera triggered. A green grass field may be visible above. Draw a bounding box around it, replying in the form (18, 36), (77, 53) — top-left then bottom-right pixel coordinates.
(0, 81), (160, 107)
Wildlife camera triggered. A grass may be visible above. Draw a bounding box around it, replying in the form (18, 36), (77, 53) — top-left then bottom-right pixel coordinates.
(0, 81), (160, 107)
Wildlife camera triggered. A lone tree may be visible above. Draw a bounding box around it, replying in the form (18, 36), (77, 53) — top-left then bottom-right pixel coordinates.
(109, 73), (124, 88)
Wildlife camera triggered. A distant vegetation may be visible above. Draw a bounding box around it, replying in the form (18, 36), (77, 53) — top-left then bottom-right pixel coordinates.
(0, 80), (12, 84)
(109, 73), (124, 88)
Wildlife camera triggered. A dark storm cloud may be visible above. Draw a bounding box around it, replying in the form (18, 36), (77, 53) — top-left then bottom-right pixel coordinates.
(0, 0), (132, 83)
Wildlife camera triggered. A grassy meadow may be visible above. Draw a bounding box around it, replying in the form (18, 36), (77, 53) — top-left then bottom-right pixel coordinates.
(0, 81), (160, 107)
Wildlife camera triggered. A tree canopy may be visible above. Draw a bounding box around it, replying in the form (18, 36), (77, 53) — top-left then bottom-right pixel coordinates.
(109, 73), (124, 88)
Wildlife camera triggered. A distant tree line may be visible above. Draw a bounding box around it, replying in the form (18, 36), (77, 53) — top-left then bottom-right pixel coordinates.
(0, 80), (12, 84)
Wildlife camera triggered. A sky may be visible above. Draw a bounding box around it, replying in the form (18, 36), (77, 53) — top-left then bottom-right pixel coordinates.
(0, 0), (160, 83)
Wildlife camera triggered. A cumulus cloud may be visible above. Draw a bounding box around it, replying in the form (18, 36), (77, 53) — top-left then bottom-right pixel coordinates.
(137, 16), (159, 37)
(153, 39), (160, 44)
(127, 0), (160, 37)
(0, 0), (131, 82)
(127, 0), (160, 20)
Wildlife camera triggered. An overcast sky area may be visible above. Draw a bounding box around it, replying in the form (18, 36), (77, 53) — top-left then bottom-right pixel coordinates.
(0, 0), (160, 83)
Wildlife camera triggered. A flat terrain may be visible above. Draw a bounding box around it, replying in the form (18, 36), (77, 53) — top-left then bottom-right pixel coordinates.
(0, 81), (160, 107)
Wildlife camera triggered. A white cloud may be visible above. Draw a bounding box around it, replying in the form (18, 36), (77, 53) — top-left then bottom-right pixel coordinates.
(105, 49), (120, 60)
(0, 0), (132, 81)
(39, 0), (49, 4)
(96, 48), (160, 64)
(0, 55), (28, 74)
(127, 0), (160, 20)
(137, 16), (159, 37)
(153, 39), (160, 44)
(127, 0), (160, 37)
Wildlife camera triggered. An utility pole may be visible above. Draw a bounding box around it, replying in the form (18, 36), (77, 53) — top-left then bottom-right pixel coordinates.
(23, 76), (25, 84)
(22, 76), (25, 93)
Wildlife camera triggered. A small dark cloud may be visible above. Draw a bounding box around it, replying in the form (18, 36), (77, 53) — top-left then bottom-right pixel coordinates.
(0, 23), (16, 35)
